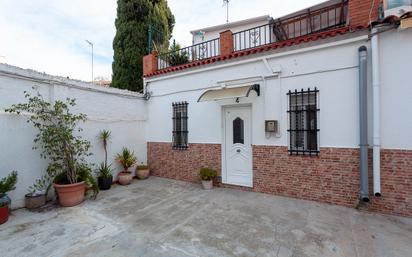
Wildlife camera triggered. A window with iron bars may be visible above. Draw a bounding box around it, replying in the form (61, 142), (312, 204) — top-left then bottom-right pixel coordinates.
(172, 102), (188, 150)
(287, 88), (319, 155)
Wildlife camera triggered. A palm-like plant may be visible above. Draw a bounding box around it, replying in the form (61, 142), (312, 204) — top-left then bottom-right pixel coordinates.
(99, 130), (111, 167)
(116, 148), (137, 172)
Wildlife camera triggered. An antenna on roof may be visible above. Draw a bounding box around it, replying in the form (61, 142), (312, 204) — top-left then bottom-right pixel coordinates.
(223, 0), (230, 23)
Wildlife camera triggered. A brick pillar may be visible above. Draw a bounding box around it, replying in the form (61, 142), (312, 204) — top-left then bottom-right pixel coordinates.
(143, 50), (158, 76)
(348, 0), (381, 28)
(219, 30), (233, 56)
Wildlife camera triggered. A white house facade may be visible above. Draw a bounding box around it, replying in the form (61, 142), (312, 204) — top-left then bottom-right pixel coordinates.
(143, 0), (412, 217)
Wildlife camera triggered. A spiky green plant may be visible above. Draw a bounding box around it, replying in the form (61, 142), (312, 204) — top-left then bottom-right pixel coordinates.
(116, 148), (137, 172)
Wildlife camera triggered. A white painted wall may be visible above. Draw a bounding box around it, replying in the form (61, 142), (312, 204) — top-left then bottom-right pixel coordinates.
(0, 65), (147, 208)
(378, 28), (412, 149)
(146, 29), (412, 151)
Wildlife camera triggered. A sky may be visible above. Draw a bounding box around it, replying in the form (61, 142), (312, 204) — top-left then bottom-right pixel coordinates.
(0, 0), (325, 82)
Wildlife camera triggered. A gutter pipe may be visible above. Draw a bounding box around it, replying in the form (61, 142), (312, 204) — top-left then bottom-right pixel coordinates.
(371, 28), (381, 197)
(358, 46), (369, 202)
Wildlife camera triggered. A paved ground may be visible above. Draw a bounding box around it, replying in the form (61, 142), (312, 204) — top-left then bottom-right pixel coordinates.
(0, 177), (411, 257)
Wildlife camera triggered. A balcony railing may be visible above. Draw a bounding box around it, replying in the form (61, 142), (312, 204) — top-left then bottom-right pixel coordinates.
(233, 1), (348, 52)
(157, 38), (220, 70)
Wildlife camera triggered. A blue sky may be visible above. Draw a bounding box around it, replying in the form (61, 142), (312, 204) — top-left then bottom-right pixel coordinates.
(0, 0), (324, 81)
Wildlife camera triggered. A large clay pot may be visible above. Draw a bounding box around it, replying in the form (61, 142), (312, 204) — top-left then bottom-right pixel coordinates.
(118, 172), (133, 185)
(0, 205), (8, 225)
(25, 193), (46, 209)
(98, 175), (113, 190)
(54, 181), (86, 207)
(136, 167), (150, 180)
(201, 180), (213, 190)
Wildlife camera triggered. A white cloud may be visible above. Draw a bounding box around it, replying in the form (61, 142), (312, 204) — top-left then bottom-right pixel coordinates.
(0, 0), (325, 81)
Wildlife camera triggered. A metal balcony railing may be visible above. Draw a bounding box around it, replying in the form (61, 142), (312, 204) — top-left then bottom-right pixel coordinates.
(233, 1), (348, 52)
(157, 38), (220, 70)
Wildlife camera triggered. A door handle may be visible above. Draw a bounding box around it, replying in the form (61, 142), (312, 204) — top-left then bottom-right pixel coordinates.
(237, 149), (241, 153)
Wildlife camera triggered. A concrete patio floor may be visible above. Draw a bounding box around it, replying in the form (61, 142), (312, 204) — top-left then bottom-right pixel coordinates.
(0, 177), (411, 257)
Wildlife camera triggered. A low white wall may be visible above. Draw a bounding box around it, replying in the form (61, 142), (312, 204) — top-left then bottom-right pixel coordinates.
(0, 64), (147, 208)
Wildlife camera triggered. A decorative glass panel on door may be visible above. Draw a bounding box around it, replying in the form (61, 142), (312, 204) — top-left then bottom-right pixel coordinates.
(233, 117), (244, 144)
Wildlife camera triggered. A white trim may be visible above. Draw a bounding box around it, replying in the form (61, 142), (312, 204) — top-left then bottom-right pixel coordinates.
(145, 35), (369, 83)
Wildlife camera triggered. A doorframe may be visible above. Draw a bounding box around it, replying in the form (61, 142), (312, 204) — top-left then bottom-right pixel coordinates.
(221, 104), (253, 187)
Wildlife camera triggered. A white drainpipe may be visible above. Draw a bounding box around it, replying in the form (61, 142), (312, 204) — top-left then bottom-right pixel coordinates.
(371, 28), (381, 197)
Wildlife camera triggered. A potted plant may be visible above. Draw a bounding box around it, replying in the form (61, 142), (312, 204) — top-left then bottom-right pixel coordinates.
(199, 168), (217, 190)
(97, 163), (113, 190)
(25, 171), (53, 210)
(97, 130), (113, 190)
(0, 171), (17, 225)
(115, 147), (137, 185)
(6, 90), (98, 207)
(136, 162), (150, 180)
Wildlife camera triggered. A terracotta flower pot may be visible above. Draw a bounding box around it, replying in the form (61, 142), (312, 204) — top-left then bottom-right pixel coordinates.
(136, 168), (150, 180)
(0, 205), (8, 225)
(201, 180), (213, 190)
(118, 171), (133, 185)
(54, 181), (86, 207)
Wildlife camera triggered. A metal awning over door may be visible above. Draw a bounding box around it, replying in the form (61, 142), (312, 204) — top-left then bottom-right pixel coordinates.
(197, 84), (260, 102)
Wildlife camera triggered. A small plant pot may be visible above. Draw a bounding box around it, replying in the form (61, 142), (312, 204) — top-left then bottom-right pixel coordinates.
(118, 172), (133, 185)
(0, 193), (11, 214)
(201, 180), (213, 190)
(54, 181), (86, 207)
(98, 175), (113, 190)
(0, 205), (9, 225)
(136, 168), (150, 180)
(25, 193), (46, 209)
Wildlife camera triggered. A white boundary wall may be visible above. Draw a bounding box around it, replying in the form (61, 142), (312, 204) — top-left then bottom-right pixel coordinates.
(0, 64), (147, 208)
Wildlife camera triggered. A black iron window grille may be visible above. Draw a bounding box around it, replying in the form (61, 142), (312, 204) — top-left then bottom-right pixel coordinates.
(287, 88), (319, 155)
(172, 102), (188, 150)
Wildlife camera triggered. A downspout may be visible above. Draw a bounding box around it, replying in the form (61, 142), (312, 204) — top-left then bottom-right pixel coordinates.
(371, 28), (381, 197)
(358, 46), (369, 202)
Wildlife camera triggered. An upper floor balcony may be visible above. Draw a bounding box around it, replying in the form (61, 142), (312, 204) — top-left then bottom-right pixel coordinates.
(144, 0), (359, 76)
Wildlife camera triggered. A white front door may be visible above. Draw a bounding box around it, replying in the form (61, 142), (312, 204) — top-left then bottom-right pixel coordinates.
(223, 106), (253, 187)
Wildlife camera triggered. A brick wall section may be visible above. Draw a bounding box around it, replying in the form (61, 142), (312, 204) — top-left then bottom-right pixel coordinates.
(348, 0), (381, 27)
(148, 142), (411, 217)
(143, 50), (158, 76)
(219, 30), (234, 56)
(367, 149), (412, 216)
(147, 142), (221, 183)
(253, 146), (360, 207)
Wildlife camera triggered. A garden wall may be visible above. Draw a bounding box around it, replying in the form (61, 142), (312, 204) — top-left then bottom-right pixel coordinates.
(0, 64), (147, 208)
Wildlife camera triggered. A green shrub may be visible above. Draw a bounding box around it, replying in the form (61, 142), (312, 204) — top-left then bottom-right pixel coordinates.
(116, 147), (137, 171)
(0, 171), (18, 195)
(199, 168), (217, 181)
(97, 162), (113, 179)
(0, 171), (17, 207)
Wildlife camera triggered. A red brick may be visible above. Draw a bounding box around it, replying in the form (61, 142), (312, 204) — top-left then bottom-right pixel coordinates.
(348, 0), (380, 27)
(219, 30), (234, 56)
(148, 142), (412, 217)
(143, 51), (158, 76)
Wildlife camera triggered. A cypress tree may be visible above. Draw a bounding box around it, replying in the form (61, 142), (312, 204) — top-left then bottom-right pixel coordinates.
(112, 0), (174, 92)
